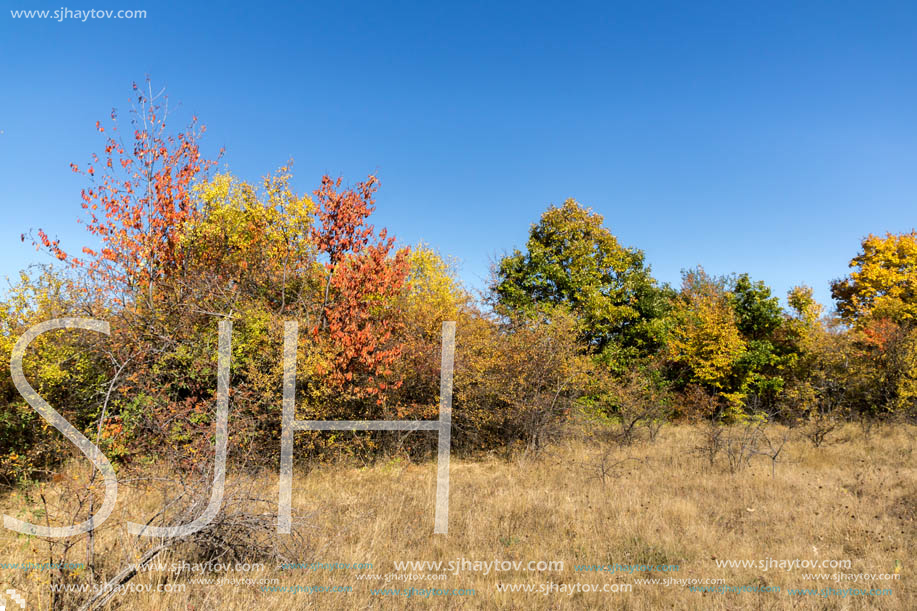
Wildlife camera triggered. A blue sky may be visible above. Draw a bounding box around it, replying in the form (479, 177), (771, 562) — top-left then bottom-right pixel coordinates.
(1, 1), (915, 309)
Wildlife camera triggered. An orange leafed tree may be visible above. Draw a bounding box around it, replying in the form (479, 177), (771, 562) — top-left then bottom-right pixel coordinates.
(29, 79), (414, 411)
(311, 174), (411, 402)
(31, 79), (216, 302)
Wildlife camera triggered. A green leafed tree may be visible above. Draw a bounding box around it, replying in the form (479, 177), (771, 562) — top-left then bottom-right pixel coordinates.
(492, 198), (670, 367)
(730, 273), (783, 341)
(727, 273), (791, 411)
(665, 269), (796, 418)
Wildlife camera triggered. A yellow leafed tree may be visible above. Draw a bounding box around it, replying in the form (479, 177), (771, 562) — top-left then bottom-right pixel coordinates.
(831, 230), (917, 325)
(667, 268), (747, 413)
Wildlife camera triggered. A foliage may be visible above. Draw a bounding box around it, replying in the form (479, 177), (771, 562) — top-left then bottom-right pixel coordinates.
(29, 79), (216, 302)
(453, 305), (595, 454)
(597, 362), (672, 444)
(0, 269), (111, 484)
(666, 267), (747, 416)
(309, 174), (411, 404)
(492, 198), (669, 365)
(730, 273), (783, 341)
(854, 318), (917, 416)
(727, 273), (794, 413)
(831, 230), (917, 326)
(8, 83), (917, 488)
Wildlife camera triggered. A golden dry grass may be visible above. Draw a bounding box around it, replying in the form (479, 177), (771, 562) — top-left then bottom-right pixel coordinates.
(1, 422), (914, 610)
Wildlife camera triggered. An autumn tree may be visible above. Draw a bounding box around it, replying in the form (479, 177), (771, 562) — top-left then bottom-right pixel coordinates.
(0, 269), (111, 484)
(401, 245), (467, 338)
(18, 81), (228, 477)
(453, 305), (594, 454)
(666, 267), (747, 417)
(309, 174), (411, 406)
(847, 317), (917, 416)
(492, 198), (670, 366)
(829, 232), (917, 416)
(382, 246), (472, 425)
(831, 231), (917, 325)
(183, 167), (317, 314)
(787, 284), (824, 329)
(30, 79), (216, 305)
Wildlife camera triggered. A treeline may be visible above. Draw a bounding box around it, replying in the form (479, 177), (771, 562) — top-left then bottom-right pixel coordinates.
(2, 85), (916, 485)
(493, 199), (917, 427)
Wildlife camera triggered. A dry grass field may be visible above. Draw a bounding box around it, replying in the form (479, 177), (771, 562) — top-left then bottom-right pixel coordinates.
(1, 422), (914, 610)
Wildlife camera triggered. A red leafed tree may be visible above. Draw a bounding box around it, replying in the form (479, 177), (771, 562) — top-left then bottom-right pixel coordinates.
(311, 174), (411, 401)
(860, 317), (900, 353)
(31, 79), (215, 303)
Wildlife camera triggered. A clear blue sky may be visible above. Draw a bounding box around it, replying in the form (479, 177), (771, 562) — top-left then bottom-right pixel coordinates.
(2, 1), (915, 309)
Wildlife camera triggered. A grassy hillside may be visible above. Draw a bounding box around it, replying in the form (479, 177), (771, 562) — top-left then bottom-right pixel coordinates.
(1, 423), (914, 610)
